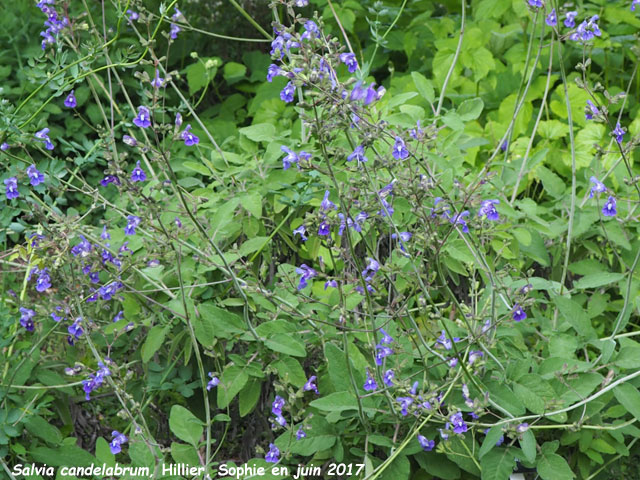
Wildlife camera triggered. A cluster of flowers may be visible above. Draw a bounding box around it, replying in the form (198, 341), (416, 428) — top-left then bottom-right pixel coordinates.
(81, 361), (111, 401)
(36, 0), (68, 50)
(589, 177), (617, 217)
(430, 196), (500, 234)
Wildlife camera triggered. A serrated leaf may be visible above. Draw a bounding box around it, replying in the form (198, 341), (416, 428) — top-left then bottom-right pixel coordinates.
(273, 357), (306, 387)
(264, 333), (306, 357)
(171, 443), (200, 466)
(538, 452), (575, 480)
(480, 448), (516, 480)
(23, 415), (62, 445)
(239, 236), (269, 256)
(457, 97), (484, 121)
(239, 123), (276, 142)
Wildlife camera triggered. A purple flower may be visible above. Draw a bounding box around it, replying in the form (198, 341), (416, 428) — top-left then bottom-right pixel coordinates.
(19, 307), (36, 331)
(267, 64), (281, 82)
(572, 15), (602, 42)
(564, 11), (577, 28)
(545, 8), (557, 26)
(585, 100), (600, 120)
(528, 0), (542, 7)
(27, 165), (44, 187)
(303, 375), (319, 394)
(127, 9), (138, 22)
(280, 82), (295, 103)
(295, 0), (309, 6)
(113, 310), (124, 323)
(175, 217), (182, 228)
(265, 443), (280, 463)
(450, 412), (468, 434)
(347, 145), (367, 163)
(170, 23), (181, 39)
(383, 369), (394, 387)
(181, 124), (199, 146)
(35, 268), (51, 292)
(375, 344), (394, 365)
(478, 199), (499, 221)
(64, 90), (77, 108)
(436, 330), (458, 350)
(301, 21), (319, 41)
(133, 106), (152, 128)
(363, 371), (377, 392)
(602, 196), (617, 217)
(379, 328), (393, 345)
(272, 395), (285, 416)
(391, 231), (412, 252)
(410, 381), (419, 395)
(109, 431), (128, 455)
(339, 52), (358, 73)
(51, 307), (64, 322)
(35, 128), (54, 150)
(150, 69), (164, 88)
(589, 176), (606, 198)
(296, 427), (306, 440)
(4, 177), (19, 200)
(124, 215), (141, 235)
(468, 350), (484, 365)
(321, 190), (336, 210)
(397, 397), (413, 416)
(295, 264), (317, 290)
(123, 134), (137, 146)
(1, 142), (9, 151)
(516, 423), (529, 433)
(362, 258), (380, 282)
(68, 317), (84, 341)
(318, 221), (330, 236)
(293, 225), (308, 241)
(207, 373), (220, 390)
(131, 161), (146, 182)
(633, 0), (640, 11)
(175, 112), (183, 127)
(71, 235), (92, 257)
(281, 146), (298, 170)
(392, 137), (409, 160)
(100, 175), (120, 187)
(449, 210), (470, 233)
(512, 303), (527, 322)
(324, 280), (337, 289)
(613, 122), (626, 144)
(417, 435), (435, 452)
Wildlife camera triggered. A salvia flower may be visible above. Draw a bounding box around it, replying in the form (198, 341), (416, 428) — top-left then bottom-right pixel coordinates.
(633, 0), (640, 11)
(272, 395), (285, 416)
(64, 90), (77, 108)
(589, 176), (606, 198)
(280, 81), (295, 103)
(436, 330), (459, 350)
(126, 9), (138, 22)
(4, 177), (19, 200)
(207, 373), (220, 390)
(545, 8), (557, 26)
(293, 225), (308, 241)
(181, 124), (199, 146)
(296, 427), (306, 440)
(265, 443), (280, 463)
(281, 146), (299, 170)
(564, 11), (578, 28)
(339, 52), (358, 73)
(347, 145), (368, 163)
(303, 375), (319, 394)
(392, 136), (409, 160)
(150, 69), (164, 88)
(585, 100), (600, 120)
(375, 344), (394, 365)
(571, 15), (602, 42)
(362, 258), (380, 282)
(410, 120), (424, 140)
(512, 303), (527, 322)
(449, 210), (470, 233)
(318, 221), (330, 236)
(19, 307), (36, 331)
(379, 328), (393, 345)
(295, 264), (317, 290)
(82, 362), (111, 400)
(383, 369), (395, 387)
(71, 235), (92, 257)
(133, 106), (152, 128)
(516, 423), (529, 433)
(397, 397), (413, 416)
(51, 306), (64, 322)
(410, 381), (419, 395)
(613, 122), (626, 144)
(124, 215), (141, 235)
(528, 0), (542, 7)
(267, 64), (281, 82)
(169, 7), (183, 40)
(324, 280), (337, 289)
(68, 318), (84, 343)
(35, 128), (54, 150)
(35, 268), (51, 292)
(295, 0), (309, 6)
(110, 431), (128, 455)
(363, 370), (377, 392)
(100, 175), (120, 187)
(478, 199), (499, 221)
(602, 196), (617, 217)
(418, 435), (435, 452)
(130, 161), (146, 182)
(0, 142), (9, 151)
(123, 134), (137, 146)
(450, 412), (468, 434)
(321, 190), (337, 210)
(468, 350), (484, 365)
(301, 20), (319, 41)
(175, 112), (183, 127)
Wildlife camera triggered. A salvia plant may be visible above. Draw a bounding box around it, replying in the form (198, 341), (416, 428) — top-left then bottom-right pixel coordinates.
(1, 0), (640, 479)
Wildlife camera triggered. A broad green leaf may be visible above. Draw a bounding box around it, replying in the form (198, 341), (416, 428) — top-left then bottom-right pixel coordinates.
(480, 448), (516, 480)
(273, 356), (306, 387)
(171, 443), (200, 466)
(30, 445), (96, 467)
(95, 437), (115, 467)
(264, 333), (306, 357)
(479, 427), (505, 458)
(613, 383), (640, 422)
(239, 379), (261, 417)
(325, 343), (352, 392)
(457, 97), (484, 121)
(23, 415), (62, 445)
(223, 62), (246, 85)
(129, 441), (155, 468)
(169, 405), (204, 447)
(195, 304), (245, 341)
(553, 296), (596, 339)
(573, 272), (625, 290)
(239, 123), (276, 142)
(520, 430), (536, 463)
(239, 236), (269, 256)
(415, 451), (461, 479)
(614, 347), (640, 369)
(217, 366), (249, 409)
(411, 71), (435, 103)
(537, 452), (575, 480)
(141, 325), (169, 363)
(379, 454), (410, 480)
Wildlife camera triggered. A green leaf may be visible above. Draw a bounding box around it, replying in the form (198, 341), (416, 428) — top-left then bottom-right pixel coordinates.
(479, 427), (504, 458)
(95, 437), (115, 467)
(573, 272), (625, 290)
(380, 454), (410, 480)
(30, 445), (96, 467)
(141, 325), (169, 363)
(614, 347), (640, 369)
(613, 383), (640, 422)
(239, 236), (269, 256)
(239, 123), (276, 142)
(310, 392), (372, 413)
(129, 441), (155, 468)
(520, 430), (537, 463)
(169, 405), (204, 447)
(23, 415), (62, 445)
(273, 357), (306, 387)
(513, 374), (555, 414)
(195, 304), (245, 342)
(553, 296), (597, 339)
(223, 62), (247, 85)
(264, 333), (307, 357)
(325, 343), (352, 392)
(538, 452), (575, 480)
(289, 432), (337, 456)
(457, 97), (484, 121)
(171, 442), (200, 466)
(239, 379), (261, 417)
(411, 72), (435, 103)
(480, 448), (516, 480)
(241, 192), (262, 218)
(415, 451), (461, 479)
(217, 366), (249, 409)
